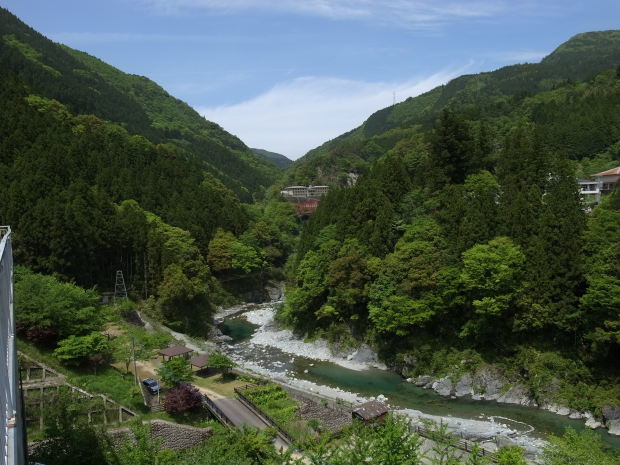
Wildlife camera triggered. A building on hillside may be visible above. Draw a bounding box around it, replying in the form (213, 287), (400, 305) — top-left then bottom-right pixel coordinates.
(280, 185), (329, 216)
(280, 185), (329, 201)
(578, 166), (620, 204)
(295, 200), (319, 216)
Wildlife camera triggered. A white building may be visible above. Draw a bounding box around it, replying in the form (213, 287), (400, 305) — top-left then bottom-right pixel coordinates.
(578, 166), (620, 204)
(280, 185), (329, 200)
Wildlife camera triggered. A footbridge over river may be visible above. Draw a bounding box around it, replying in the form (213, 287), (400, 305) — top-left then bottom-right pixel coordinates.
(201, 390), (291, 450)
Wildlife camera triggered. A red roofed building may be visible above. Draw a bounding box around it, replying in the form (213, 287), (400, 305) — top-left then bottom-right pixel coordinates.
(295, 200), (319, 216)
(578, 166), (619, 205)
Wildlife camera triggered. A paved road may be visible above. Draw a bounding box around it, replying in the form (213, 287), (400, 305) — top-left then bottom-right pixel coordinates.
(212, 397), (269, 429)
(210, 396), (290, 450)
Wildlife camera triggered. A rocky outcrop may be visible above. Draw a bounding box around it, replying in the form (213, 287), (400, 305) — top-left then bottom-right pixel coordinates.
(454, 373), (473, 397)
(497, 384), (537, 407)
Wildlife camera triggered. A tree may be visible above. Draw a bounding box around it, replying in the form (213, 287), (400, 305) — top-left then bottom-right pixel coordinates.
(428, 108), (477, 185)
(163, 383), (203, 415)
(541, 428), (618, 465)
(581, 194), (620, 358)
(495, 446), (527, 465)
(308, 414), (424, 465)
(157, 357), (194, 387)
(208, 352), (236, 376)
(459, 237), (525, 344)
(14, 267), (103, 344)
(29, 392), (110, 465)
(368, 218), (445, 336)
(53, 332), (111, 367)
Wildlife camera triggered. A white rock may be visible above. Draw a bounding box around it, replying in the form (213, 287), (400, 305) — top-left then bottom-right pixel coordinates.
(586, 417), (603, 429)
(607, 419), (620, 435)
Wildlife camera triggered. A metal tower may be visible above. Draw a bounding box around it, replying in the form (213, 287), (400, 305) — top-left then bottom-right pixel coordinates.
(113, 270), (128, 303)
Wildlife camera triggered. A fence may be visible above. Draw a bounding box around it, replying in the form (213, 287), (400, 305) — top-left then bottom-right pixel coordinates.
(411, 424), (498, 462)
(201, 395), (235, 429)
(234, 384), (294, 446)
(19, 352), (137, 431)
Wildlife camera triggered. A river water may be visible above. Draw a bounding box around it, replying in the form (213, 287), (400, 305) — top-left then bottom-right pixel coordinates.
(217, 302), (620, 452)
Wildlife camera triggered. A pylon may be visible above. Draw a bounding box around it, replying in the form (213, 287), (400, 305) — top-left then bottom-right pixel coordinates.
(114, 270), (128, 303)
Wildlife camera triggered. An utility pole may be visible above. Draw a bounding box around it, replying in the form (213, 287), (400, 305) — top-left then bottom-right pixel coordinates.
(131, 335), (138, 386)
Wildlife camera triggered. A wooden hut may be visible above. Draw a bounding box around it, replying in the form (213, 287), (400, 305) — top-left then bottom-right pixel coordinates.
(352, 401), (388, 424)
(189, 354), (210, 371)
(157, 345), (193, 361)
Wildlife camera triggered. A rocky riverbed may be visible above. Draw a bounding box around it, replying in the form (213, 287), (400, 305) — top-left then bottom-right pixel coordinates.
(403, 370), (620, 436)
(216, 303), (563, 456)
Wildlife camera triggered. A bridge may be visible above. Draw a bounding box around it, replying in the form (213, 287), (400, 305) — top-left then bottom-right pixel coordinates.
(201, 390), (291, 450)
(0, 227), (25, 465)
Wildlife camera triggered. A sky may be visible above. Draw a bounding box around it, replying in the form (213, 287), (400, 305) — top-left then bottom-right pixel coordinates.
(4, 1), (620, 159)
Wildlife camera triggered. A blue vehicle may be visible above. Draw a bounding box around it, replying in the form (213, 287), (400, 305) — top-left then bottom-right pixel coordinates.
(142, 378), (160, 395)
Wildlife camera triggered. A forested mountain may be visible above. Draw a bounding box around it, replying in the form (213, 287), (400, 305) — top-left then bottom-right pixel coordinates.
(285, 30), (620, 186)
(0, 8), (301, 335)
(0, 8), (281, 201)
(281, 34), (620, 415)
(251, 148), (293, 169)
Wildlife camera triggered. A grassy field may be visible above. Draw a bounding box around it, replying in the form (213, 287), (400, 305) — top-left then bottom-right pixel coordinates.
(192, 370), (249, 397)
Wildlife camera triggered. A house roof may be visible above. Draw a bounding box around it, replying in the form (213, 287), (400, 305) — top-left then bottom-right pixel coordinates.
(189, 354), (210, 368)
(592, 166), (620, 177)
(352, 401), (388, 420)
(157, 345), (193, 357)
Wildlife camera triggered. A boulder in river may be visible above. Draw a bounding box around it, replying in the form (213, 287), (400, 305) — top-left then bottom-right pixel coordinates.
(454, 373), (473, 398)
(607, 419), (620, 435)
(432, 377), (453, 396)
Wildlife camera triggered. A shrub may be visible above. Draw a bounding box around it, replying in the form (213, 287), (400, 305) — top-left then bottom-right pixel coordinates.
(164, 383), (203, 415)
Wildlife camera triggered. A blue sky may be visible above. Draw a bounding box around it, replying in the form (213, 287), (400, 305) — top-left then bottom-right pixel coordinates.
(4, 0), (619, 159)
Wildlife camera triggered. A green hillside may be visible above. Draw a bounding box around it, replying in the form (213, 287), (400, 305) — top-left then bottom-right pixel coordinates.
(286, 30), (620, 186)
(281, 33), (620, 417)
(251, 148), (293, 169)
(0, 7), (280, 201)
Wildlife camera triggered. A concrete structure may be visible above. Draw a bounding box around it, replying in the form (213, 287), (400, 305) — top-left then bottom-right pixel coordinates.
(0, 227), (25, 465)
(280, 185), (329, 201)
(578, 166), (620, 204)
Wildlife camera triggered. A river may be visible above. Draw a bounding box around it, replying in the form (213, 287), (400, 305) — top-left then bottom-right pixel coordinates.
(216, 301), (620, 453)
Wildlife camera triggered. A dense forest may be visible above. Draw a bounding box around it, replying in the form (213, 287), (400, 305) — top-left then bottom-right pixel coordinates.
(280, 34), (620, 414)
(284, 30), (620, 187)
(0, 8), (299, 335)
(2, 2), (619, 446)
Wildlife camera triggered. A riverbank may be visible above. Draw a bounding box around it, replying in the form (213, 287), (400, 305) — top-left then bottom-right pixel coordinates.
(215, 304), (559, 456)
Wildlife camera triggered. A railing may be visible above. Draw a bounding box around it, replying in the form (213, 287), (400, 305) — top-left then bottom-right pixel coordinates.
(0, 226), (25, 465)
(234, 384), (294, 446)
(201, 394), (235, 429)
(411, 424), (498, 462)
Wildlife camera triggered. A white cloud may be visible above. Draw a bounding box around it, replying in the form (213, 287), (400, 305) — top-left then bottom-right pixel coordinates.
(197, 69), (465, 159)
(138, 0), (508, 28)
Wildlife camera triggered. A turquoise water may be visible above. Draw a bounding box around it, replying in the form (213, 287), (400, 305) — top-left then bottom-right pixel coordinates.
(303, 361), (620, 450)
(218, 317), (258, 342)
(225, 314), (620, 451)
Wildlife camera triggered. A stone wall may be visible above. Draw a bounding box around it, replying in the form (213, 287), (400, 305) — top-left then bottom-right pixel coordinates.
(107, 419), (212, 450)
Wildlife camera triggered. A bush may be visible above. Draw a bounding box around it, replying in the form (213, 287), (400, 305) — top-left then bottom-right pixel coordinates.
(164, 383), (203, 415)
(158, 357), (194, 387)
